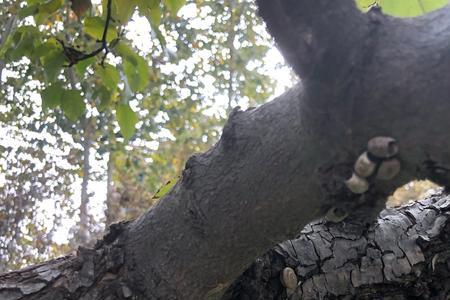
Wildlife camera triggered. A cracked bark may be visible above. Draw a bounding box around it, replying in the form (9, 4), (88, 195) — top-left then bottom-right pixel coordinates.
(225, 193), (450, 300)
(0, 221), (135, 300)
(3, 0), (450, 299)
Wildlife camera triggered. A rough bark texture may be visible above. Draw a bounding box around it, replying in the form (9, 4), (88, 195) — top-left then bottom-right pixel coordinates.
(226, 192), (450, 299)
(123, 4), (450, 297)
(0, 221), (136, 300)
(3, 0), (450, 299)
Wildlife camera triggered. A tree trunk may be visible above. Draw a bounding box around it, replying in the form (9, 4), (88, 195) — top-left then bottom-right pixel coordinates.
(76, 118), (93, 246)
(105, 152), (115, 225)
(3, 0), (450, 299)
(0, 14), (16, 89)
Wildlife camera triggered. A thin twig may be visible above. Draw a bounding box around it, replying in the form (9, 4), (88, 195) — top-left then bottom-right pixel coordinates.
(59, 0), (114, 67)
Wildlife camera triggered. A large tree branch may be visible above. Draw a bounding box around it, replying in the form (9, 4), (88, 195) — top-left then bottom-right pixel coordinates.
(123, 5), (450, 298)
(256, 0), (368, 82)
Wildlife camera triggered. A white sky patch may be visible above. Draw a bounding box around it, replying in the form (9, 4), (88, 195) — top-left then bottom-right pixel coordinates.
(125, 14), (153, 54)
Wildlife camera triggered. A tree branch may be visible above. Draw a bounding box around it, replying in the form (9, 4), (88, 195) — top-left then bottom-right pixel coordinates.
(226, 193), (450, 299)
(59, 0), (113, 67)
(124, 5), (450, 298)
(256, 0), (368, 83)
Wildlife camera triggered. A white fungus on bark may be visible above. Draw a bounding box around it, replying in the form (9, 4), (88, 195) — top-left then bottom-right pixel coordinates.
(345, 173), (369, 194)
(280, 267), (298, 290)
(354, 151), (377, 178)
(367, 136), (398, 158)
(376, 158), (401, 180)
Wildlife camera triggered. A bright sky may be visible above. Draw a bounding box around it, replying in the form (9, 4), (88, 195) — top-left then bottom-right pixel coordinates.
(1, 3), (295, 245)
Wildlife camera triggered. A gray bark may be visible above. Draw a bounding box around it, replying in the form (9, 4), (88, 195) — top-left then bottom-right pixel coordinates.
(225, 192), (450, 299)
(3, 0), (450, 299)
(0, 221), (132, 300)
(2, 193), (450, 299)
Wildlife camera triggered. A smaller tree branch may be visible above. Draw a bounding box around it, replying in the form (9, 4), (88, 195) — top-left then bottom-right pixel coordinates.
(59, 0), (113, 67)
(0, 222), (137, 300)
(256, 0), (369, 83)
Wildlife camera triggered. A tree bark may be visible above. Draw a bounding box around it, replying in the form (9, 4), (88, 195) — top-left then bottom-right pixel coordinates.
(225, 192), (450, 299)
(3, 193), (450, 299)
(0, 221), (133, 300)
(3, 0), (450, 299)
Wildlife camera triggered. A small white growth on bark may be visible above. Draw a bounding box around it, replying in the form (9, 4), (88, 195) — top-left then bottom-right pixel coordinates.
(345, 173), (369, 194)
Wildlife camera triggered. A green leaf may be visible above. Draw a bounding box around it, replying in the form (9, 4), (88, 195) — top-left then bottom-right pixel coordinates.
(96, 64), (120, 91)
(417, 0), (448, 13)
(116, 42), (150, 92)
(137, 0), (159, 9)
(152, 176), (179, 199)
(61, 90), (85, 121)
(103, 0), (138, 24)
(83, 17), (117, 42)
(18, 4), (39, 19)
(377, 0), (447, 17)
(40, 0), (64, 14)
(149, 6), (162, 26)
(40, 51), (66, 81)
(116, 103), (138, 140)
(123, 56), (149, 93)
(115, 41), (135, 58)
(164, 0), (186, 16)
(3, 26), (41, 60)
(138, 0), (162, 26)
(41, 82), (64, 109)
(115, 1), (138, 23)
(355, 0), (379, 11)
(33, 38), (61, 59)
(74, 56), (95, 77)
(93, 85), (113, 110)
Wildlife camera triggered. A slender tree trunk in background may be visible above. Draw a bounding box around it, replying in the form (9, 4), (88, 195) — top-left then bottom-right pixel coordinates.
(105, 152), (115, 225)
(76, 118), (92, 246)
(226, 0), (236, 110)
(66, 66), (95, 246)
(4, 1), (450, 299)
(0, 15), (17, 89)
